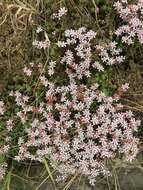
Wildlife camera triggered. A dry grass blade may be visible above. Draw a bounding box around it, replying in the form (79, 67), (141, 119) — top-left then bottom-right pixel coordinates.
(63, 173), (78, 190)
(43, 158), (57, 189)
(0, 14), (8, 26)
(35, 176), (49, 190)
(36, 168), (57, 190)
(0, 1), (37, 31)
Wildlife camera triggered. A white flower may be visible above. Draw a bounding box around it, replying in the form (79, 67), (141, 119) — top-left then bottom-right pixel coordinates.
(36, 26), (43, 33)
(121, 83), (129, 91)
(0, 101), (5, 115)
(23, 67), (32, 76)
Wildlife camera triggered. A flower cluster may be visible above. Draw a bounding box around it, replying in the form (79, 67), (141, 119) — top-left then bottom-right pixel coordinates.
(52, 7), (67, 20)
(32, 28), (50, 50)
(96, 41), (125, 65)
(57, 28), (125, 79)
(32, 39), (50, 49)
(114, 0), (143, 44)
(0, 101), (5, 115)
(0, 163), (7, 181)
(57, 27), (97, 79)
(6, 119), (14, 132)
(48, 60), (56, 76)
(9, 79), (140, 185)
(0, 26), (140, 185)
